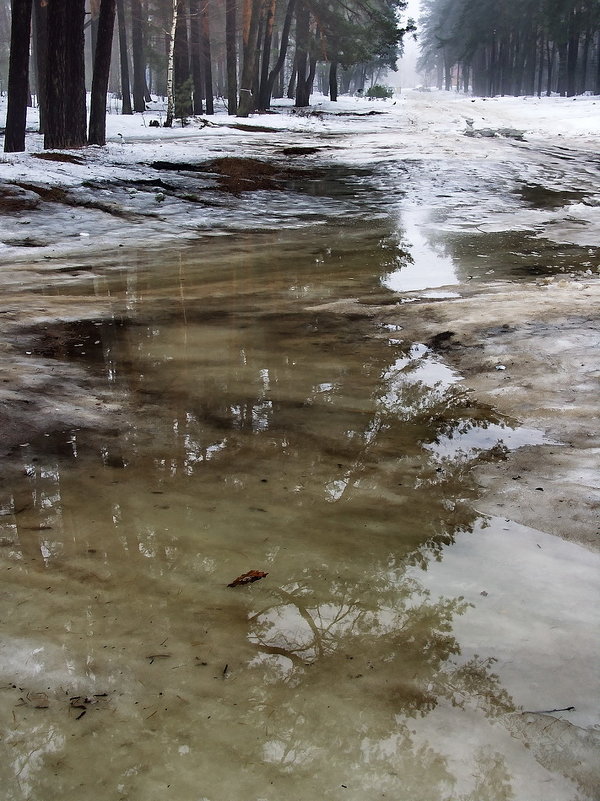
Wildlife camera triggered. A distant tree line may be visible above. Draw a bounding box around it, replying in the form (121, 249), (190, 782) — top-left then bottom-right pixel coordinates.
(1, 0), (413, 152)
(418, 0), (600, 97)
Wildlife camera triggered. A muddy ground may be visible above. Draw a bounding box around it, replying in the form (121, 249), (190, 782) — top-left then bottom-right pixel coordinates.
(0, 147), (599, 551)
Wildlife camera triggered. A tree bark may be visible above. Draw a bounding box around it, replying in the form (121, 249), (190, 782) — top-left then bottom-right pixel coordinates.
(294, 0), (310, 107)
(32, 0), (47, 133)
(89, 0), (117, 145)
(131, 0), (146, 111)
(4, 0), (33, 153)
(165, 0), (177, 126)
(225, 0), (237, 114)
(90, 0), (101, 60)
(174, 0), (192, 119)
(566, 10), (579, 97)
(45, 0), (87, 149)
(117, 0), (133, 113)
(201, 0), (214, 114)
(263, 0), (294, 108)
(328, 60), (338, 101)
(257, 0), (276, 110)
(189, 0), (204, 114)
(237, 0), (261, 116)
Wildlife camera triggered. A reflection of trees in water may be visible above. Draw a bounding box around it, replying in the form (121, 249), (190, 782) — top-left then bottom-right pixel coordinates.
(0, 284), (554, 801)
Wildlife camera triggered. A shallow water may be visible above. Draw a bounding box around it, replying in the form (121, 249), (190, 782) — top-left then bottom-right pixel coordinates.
(0, 218), (598, 801)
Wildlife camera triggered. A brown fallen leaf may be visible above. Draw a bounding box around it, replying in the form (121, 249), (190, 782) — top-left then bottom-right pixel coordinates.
(227, 570), (268, 588)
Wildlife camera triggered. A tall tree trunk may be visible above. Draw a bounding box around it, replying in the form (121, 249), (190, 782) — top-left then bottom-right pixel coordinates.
(200, 0), (213, 114)
(557, 40), (568, 96)
(286, 62), (296, 97)
(90, 0), (101, 59)
(117, 0), (133, 113)
(5, 0), (33, 152)
(545, 41), (552, 95)
(225, 0), (237, 114)
(257, 0), (276, 110)
(131, 0), (146, 111)
(45, 0), (87, 149)
(328, 60), (338, 101)
(578, 30), (591, 94)
(263, 0), (294, 107)
(189, 0), (204, 114)
(32, 0), (47, 133)
(237, 0), (261, 117)
(89, 0), (117, 145)
(566, 11), (579, 97)
(174, 0), (192, 119)
(165, 0), (177, 126)
(596, 31), (600, 95)
(294, 0), (310, 106)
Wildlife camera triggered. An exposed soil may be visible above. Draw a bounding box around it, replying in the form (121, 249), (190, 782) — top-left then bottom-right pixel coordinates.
(150, 155), (318, 194)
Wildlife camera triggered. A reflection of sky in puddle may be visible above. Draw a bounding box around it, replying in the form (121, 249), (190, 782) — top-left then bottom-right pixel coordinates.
(382, 207), (459, 293)
(413, 516), (600, 730)
(427, 423), (557, 462)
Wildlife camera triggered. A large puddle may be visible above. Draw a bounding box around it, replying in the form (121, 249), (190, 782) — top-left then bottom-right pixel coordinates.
(0, 216), (599, 800)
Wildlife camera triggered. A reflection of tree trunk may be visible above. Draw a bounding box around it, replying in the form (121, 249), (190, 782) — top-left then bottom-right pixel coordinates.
(225, 0), (237, 114)
(252, 643), (308, 667)
(116, 0), (132, 113)
(89, 0), (117, 145)
(277, 589), (324, 658)
(4, 0), (33, 153)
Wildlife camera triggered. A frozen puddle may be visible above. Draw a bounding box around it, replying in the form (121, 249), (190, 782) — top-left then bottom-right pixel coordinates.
(0, 230), (598, 801)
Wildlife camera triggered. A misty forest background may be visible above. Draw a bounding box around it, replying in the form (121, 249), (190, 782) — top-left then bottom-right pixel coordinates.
(0, 0), (598, 154)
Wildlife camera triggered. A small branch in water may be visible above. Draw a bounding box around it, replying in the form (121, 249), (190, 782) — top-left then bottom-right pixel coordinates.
(523, 706), (575, 714)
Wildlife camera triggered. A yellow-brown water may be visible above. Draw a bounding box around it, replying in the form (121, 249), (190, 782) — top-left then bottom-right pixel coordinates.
(0, 224), (598, 801)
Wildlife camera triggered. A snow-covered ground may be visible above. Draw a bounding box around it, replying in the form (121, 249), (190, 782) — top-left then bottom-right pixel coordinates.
(1, 90), (599, 266)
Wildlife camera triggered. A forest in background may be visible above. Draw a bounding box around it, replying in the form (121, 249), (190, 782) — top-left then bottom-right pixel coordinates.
(0, 0), (412, 152)
(418, 0), (600, 97)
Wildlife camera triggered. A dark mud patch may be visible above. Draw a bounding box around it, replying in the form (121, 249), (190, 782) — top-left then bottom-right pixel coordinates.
(441, 230), (600, 281)
(0, 184), (41, 212)
(150, 156), (317, 194)
(220, 122), (279, 133)
(32, 152), (86, 165)
(281, 146), (323, 156)
(1, 236), (49, 248)
(518, 183), (588, 209)
(16, 318), (125, 363)
(12, 181), (147, 220)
